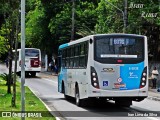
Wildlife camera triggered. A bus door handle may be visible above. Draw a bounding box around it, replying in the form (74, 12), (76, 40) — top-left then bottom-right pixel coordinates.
(83, 72), (86, 75)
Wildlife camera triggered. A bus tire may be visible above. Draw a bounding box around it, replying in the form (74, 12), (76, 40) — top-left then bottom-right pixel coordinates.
(75, 86), (84, 107)
(64, 87), (70, 100)
(30, 72), (36, 77)
(62, 82), (69, 100)
(17, 72), (21, 76)
(64, 94), (70, 100)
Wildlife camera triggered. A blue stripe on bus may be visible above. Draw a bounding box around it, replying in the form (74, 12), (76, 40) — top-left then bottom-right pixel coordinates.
(59, 43), (68, 49)
(120, 62), (144, 90)
(58, 68), (67, 93)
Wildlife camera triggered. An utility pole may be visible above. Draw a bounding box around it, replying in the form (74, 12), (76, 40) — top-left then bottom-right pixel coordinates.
(71, 0), (75, 40)
(124, 0), (128, 33)
(21, 0), (25, 119)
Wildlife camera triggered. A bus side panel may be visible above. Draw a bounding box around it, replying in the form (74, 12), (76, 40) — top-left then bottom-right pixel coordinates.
(71, 69), (88, 99)
(58, 68), (67, 93)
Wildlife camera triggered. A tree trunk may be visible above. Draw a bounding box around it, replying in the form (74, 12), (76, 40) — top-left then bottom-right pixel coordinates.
(12, 14), (19, 107)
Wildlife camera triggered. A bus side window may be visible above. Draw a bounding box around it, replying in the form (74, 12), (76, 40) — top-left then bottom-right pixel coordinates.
(62, 49), (66, 68)
(79, 43), (85, 68)
(85, 41), (88, 67)
(74, 45), (79, 68)
(58, 50), (62, 72)
(70, 46), (74, 68)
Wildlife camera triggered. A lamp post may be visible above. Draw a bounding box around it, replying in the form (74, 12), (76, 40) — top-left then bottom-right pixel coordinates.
(105, 0), (127, 33)
(21, 0), (25, 119)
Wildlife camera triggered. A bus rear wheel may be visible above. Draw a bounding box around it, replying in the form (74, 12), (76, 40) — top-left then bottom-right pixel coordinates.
(30, 72), (36, 77)
(17, 72), (21, 76)
(75, 86), (84, 107)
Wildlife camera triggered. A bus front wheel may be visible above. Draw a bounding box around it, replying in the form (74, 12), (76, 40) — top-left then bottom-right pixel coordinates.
(62, 82), (70, 100)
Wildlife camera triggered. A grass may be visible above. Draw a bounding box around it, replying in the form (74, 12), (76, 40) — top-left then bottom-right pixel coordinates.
(0, 79), (56, 120)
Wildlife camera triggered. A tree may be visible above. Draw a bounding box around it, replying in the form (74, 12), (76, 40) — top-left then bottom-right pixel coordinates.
(0, 0), (20, 107)
(0, 35), (7, 55)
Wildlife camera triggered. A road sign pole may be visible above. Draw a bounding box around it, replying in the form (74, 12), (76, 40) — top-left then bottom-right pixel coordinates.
(21, 0), (25, 120)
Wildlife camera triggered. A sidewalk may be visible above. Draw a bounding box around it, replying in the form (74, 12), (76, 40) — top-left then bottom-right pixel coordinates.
(41, 67), (57, 76)
(148, 88), (160, 101)
(41, 68), (160, 101)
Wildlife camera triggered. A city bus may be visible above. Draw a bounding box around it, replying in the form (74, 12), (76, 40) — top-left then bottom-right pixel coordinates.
(58, 34), (148, 107)
(12, 48), (41, 77)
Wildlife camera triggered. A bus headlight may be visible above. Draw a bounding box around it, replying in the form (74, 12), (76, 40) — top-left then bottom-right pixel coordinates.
(94, 83), (98, 87)
(142, 82), (145, 86)
(140, 67), (147, 88)
(92, 73), (96, 76)
(91, 66), (100, 89)
(142, 77), (145, 81)
(93, 77), (96, 81)
(143, 73), (146, 76)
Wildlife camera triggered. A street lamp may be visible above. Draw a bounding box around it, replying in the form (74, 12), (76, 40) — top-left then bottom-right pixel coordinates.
(105, 0), (127, 33)
(21, 0), (25, 120)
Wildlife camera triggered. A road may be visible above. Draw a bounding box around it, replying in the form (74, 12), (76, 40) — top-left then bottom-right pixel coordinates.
(25, 73), (160, 120)
(0, 64), (160, 120)
(0, 64), (8, 74)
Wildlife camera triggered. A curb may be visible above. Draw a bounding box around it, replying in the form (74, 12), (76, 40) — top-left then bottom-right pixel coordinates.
(147, 96), (160, 101)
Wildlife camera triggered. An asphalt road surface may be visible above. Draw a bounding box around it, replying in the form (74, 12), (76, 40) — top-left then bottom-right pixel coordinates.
(24, 72), (160, 120)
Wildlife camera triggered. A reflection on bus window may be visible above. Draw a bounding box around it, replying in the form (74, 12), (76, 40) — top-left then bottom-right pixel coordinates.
(25, 49), (39, 57)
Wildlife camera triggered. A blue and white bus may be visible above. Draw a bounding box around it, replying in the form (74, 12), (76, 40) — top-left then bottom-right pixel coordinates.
(58, 34), (148, 107)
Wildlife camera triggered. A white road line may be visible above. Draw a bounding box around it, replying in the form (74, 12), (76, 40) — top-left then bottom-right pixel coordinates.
(43, 78), (58, 84)
(29, 87), (61, 120)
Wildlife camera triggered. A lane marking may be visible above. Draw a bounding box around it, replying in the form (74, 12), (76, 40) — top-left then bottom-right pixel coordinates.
(29, 87), (62, 120)
(43, 78), (58, 84)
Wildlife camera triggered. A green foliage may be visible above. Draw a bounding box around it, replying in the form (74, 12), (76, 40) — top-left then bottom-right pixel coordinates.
(0, 73), (16, 85)
(96, 0), (124, 33)
(76, 1), (98, 36)
(48, 3), (73, 44)
(0, 81), (55, 120)
(0, 73), (9, 81)
(1, 0), (159, 60)
(0, 36), (7, 55)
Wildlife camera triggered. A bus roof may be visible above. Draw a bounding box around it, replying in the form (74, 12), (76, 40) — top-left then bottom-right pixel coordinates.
(13, 48), (40, 52)
(58, 33), (146, 49)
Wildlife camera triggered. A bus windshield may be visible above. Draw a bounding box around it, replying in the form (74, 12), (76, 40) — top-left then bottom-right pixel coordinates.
(25, 49), (39, 58)
(94, 36), (144, 64)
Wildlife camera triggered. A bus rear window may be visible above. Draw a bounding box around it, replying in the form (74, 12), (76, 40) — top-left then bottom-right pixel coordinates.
(25, 49), (39, 57)
(94, 35), (145, 64)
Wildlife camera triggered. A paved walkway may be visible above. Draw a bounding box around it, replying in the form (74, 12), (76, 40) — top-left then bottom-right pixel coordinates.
(148, 88), (160, 101)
